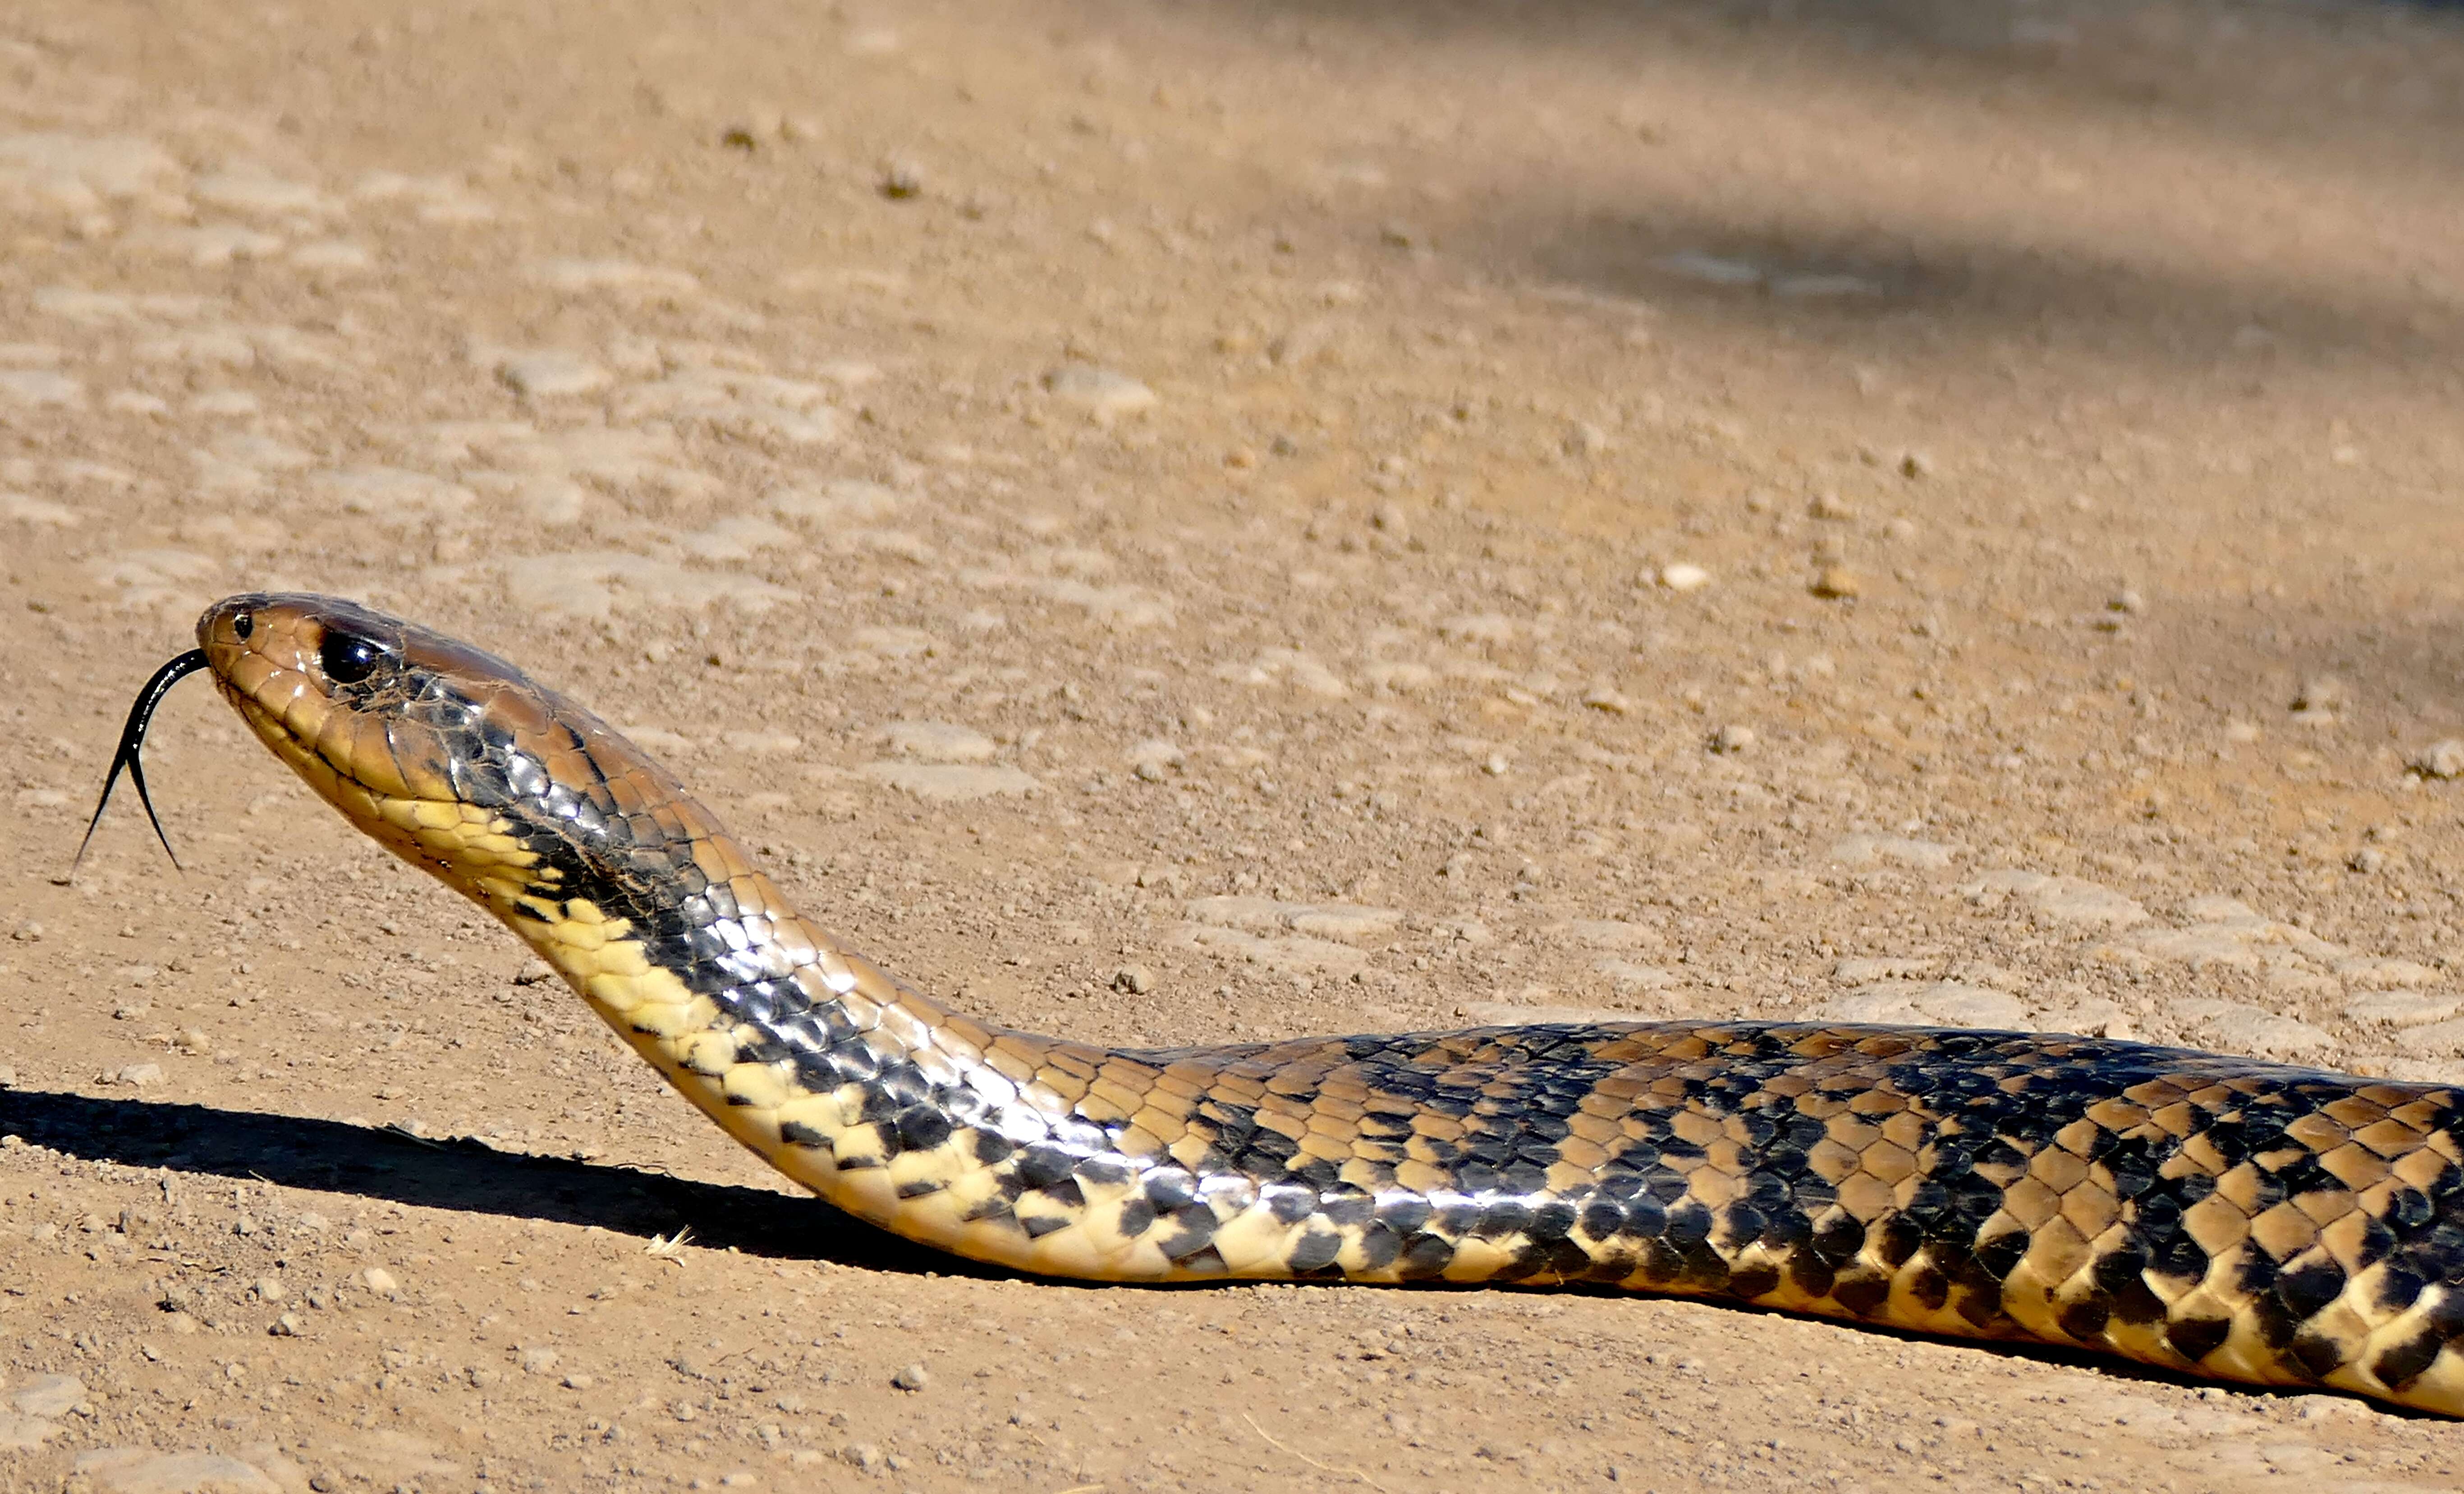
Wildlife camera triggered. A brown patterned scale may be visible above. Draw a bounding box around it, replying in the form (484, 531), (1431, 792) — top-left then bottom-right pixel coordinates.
(82, 592), (2464, 1416)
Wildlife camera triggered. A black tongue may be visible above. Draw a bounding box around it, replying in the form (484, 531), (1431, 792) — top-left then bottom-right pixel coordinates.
(77, 647), (213, 874)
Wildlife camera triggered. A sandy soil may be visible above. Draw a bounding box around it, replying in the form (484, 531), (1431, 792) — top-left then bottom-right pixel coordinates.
(7, 0), (2464, 1488)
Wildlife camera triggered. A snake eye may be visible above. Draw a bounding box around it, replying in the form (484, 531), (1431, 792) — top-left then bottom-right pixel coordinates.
(318, 630), (386, 686)
(232, 612), (253, 640)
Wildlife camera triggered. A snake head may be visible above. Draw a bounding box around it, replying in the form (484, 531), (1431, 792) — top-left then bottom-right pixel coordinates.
(195, 592), (661, 910)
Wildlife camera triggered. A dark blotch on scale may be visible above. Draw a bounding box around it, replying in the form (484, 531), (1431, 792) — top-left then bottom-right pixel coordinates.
(1354, 1223), (1402, 1270)
(1474, 1199), (1534, 1240)
(2164, 1314), (2234, 1364)
(1157, 1208), (1219, 1262)
(1376, 1196), (1432, 1235)
(1288, 1230), (1344, 1273)
(1830, 1271), (1892, 1317)
(1725, 1261), (1781, 1300)
(1789, 1251), (1839, 1301)
(1143, 1169), (1198, 1210)
(1906, 1263), (1950, 1313)
(1320, 1191), (1374, 1228)
(1076, 1156), (1133, 1188)
(2238, 1253), (2305, 1349)
(1014, 1146), (1076, 1191)
(2374, 1327), (2447, 1391)
(1578, 1198), (1625, 1241)
(2056, 1296), (2113, 1342)
(1266, 1189), (1316, 1226)
(1285, 1155), (1342, 1191)
(894, 1107), (954, 1153)
(972, 1130), (1015, 1166)
(1397, 1233), (1456, 1279)
(2274, 1260), (2349, 1322)
(2374, 1263), (2429, 1316)
(2287, 1331), (2348, 1382)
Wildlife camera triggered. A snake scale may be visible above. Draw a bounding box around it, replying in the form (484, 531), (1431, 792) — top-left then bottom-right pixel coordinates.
(81, 593), (2464, 1416)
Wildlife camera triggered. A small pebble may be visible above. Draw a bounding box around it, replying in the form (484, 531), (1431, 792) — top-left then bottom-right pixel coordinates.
(66, 1450), (281, 1491)
(2293, 675), (2345, 713)
(1810, 566), (1861, 599)
(877, 160), (924, 199)
(1112, 965), (1155, 994)
(519, 1347), (560, 1374)
(0, 369), (82, 408)
(862, 762), (1040, 802)
(2345, 990), (2461, 1027)
(2410, 739), (2464, 779)
(885, 720), (999, 763)
(514, 957), (556, 985)
(2108, 588), (2145, 614)
(1711, 724), (1756, 754)
(1124, 739), (1184, 776)
(1657, 562), (1711, 593)
(188, 390), (260, 417)
(1042, 365), (1157, 418)
(890, 1362), (930, 1392)
(1580, 683), (1633, 715)
(1808, 491), (1854, 520)
(499, 351), (612, 399)
(10, 1374), (86, 1419)
(362, 1267), (399, 1295)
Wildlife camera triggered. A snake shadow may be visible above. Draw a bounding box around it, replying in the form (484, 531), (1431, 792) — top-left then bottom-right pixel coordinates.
(0, 1086), (1001, 1279)
(4, 1087), (2436, 1415)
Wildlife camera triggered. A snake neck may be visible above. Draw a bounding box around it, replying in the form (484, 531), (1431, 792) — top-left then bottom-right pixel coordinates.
(263, 673), (1262, 1278)
(457, 796), (1276, 1278)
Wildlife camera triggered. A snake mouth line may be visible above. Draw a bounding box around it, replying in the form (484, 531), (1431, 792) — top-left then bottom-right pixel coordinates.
(77, 646), (213, 874)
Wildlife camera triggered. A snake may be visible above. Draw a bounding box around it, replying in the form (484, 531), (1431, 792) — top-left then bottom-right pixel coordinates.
(78, 592), (2464, 1416)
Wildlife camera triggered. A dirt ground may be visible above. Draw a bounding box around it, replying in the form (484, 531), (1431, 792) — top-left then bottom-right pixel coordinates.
(6, 0), (2464, 1488)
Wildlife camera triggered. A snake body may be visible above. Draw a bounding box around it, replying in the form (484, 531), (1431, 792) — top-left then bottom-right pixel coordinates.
(92, 593), (2464, 1414)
